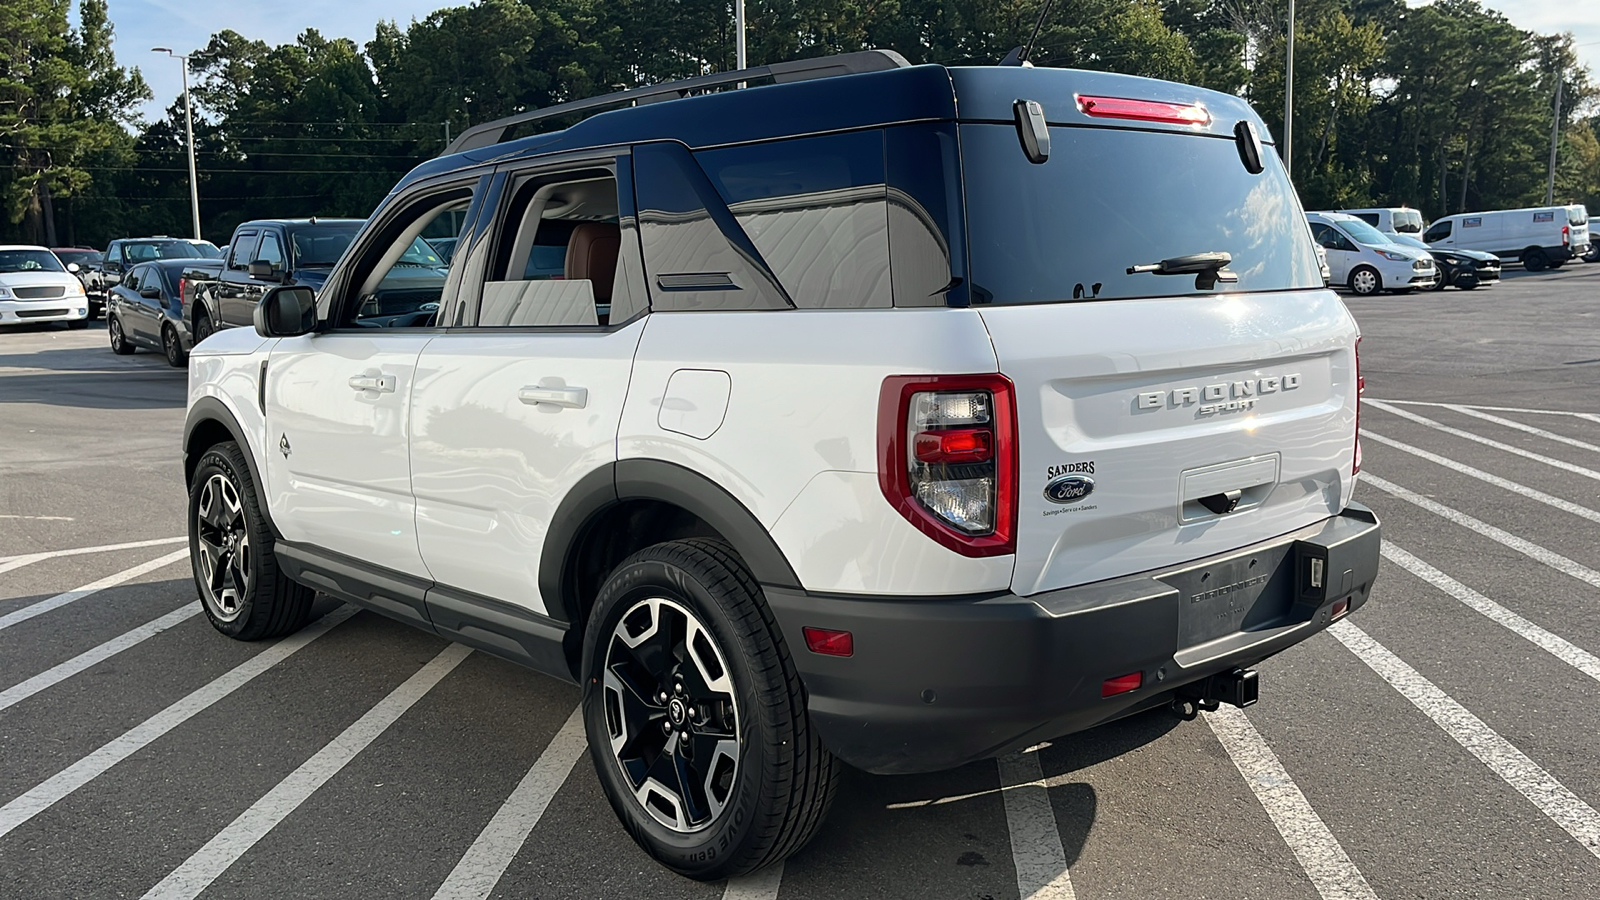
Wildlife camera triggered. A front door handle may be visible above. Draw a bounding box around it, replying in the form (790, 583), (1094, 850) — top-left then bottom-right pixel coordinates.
(349, 374), (396, 393)
(519, 385), (588, 409)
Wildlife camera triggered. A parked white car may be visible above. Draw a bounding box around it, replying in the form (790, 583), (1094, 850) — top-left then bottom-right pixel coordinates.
(0, 245), (90, 328)
(1421, 205), (1590, 271)
(1306, 212), (1436, 295)
(1341, 207), (1426, 236)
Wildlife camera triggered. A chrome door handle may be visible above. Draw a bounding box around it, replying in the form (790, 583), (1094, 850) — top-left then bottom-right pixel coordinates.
(519, 385), (588, 409)
(349, 374), (396, 393)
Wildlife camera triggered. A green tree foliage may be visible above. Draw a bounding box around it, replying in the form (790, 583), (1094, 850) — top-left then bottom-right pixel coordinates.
(0, 0), (1588, 246)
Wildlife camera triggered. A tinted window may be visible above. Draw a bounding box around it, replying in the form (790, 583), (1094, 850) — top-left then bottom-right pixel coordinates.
(227, 232), (259, 271)
(634, 142), (790, 311)
(56, 250), (102, 267)
(1394, 210), (1424, 234)
(1569, 206), (1588, 226)
(289, 223), (362, 267)
(962, 125), (1321, 304)
(696, 131), (890, 309)
(1354, 212), (1379, 227)
(1424, 221), (1452, 242)
(257, 233), (285, 270)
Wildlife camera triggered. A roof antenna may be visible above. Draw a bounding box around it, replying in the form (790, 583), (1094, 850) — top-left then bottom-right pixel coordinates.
(1000, 0), (1057, 67)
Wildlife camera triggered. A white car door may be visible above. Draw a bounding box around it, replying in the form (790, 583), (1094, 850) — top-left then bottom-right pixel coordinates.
(1311, 223), (1354, 283)
(264, 176), (485, 580)
(409, 156), (648, 617)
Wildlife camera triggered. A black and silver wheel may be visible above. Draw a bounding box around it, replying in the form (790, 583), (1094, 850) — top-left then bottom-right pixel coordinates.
(1522, 248), (1549, 271)
(188, 441), (313, 640)
(582, 539), (837, 880)
(163, 324), (188, 367)
(1428, 269), (1450, 291)
(108, 316), (134, 354)
(1349, 265), (1382, 296)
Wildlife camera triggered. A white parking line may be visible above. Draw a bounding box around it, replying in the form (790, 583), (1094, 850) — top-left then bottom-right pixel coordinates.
(0, 548), (190, 633)
(1329, 621), (1600, 861)
(1381, 544), (1600, 683)
(140, 642), (474, 900)
(1443, 405), (1600, 454)
(0, 604), (199, 713)
(1203, 705), (1379, 900)
(0, 536), (186, 573)
(1371, 399), (1600, 423)
(1365, 400), (1600, 482)
(996, 749), (1077, 900)
(722, 863), (784, 900)
(1363, 431), (1600, 526)
(0, 605), (357, 840)
(430, 706), (588, 900)
(1361, 474), (1600, 592)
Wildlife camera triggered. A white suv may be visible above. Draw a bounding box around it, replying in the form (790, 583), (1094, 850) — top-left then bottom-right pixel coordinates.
(183, 51), (1381, 878)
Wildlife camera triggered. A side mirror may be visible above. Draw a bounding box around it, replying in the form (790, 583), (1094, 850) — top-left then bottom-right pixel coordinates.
(67, 262), (80, 274)
(248, 260), (277, 278)
(254, 285), (318, 337)
(139, 286), (162, 299)
(105, 262), (122, 274)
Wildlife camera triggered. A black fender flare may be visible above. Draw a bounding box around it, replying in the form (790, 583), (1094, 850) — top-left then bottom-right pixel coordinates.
(538, 458), (802, 624)
(184, 396), (278, 537)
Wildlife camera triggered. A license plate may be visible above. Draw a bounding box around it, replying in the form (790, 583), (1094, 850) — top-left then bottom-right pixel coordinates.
(1171, 546), (1294, 648)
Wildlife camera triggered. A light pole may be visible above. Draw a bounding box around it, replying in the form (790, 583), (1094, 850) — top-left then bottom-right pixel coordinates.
(735, 0), (747, 70)
(153, 47), (202, 241)
(1283, 0), (1295, 180)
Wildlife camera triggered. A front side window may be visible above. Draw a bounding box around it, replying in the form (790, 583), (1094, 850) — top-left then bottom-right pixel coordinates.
(336, 184), (477, 329)
(122, 267), (142, 291)
(962, 124), (1322, 304)
(696, 131), (891, 309)
(256, 234), (285, 271)
(1424, 221), (1452, 242)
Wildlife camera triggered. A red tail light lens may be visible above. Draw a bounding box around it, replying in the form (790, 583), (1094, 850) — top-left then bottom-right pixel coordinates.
(1353, 336), (1364, 475)
(1563, 224), (1570, 246)
(1102, 672), (1143, 698)
(1077, 95), (1211, 127)
(177, 278), (187, 307)
(878, 374), (1017, 557)
(802, 627), (854, 657)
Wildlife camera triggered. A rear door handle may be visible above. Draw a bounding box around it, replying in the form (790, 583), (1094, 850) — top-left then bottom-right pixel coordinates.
(519, 385), (588, 409)
(349, 374), (396, 393)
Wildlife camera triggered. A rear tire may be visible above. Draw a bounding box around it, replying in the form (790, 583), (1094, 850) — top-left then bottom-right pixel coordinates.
(163, 324), (188, 367)
(1522, 248), (1549, 271)
(1349, 266), (1382, 296)
(108, 315), (135, 354)
(582, 539), (838, 880)
(193, 310), (214, 345)
(188, 441), (314, 640)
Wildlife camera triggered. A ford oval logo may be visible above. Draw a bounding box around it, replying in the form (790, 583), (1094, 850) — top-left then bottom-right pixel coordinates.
(1043, 474), (1095, 504)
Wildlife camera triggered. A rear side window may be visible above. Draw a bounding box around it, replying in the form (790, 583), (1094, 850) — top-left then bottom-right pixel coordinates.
(696, 131), (891, 309)
(961, 124), (1322, 304)
(1354, 212), (1379, 227)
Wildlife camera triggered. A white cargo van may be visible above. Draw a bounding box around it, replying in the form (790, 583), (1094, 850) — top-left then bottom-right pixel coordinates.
(1343, 207), (1425, 236)
(1422, 206), (1590, 270)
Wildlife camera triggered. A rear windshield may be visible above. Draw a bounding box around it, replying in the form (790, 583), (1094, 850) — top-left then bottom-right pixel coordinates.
(124, 241), (199, 262)
(1569, 206), (1588, 226)
(962, 124), (1322, 304)
(289, 223), (362, 267)
(1394, 210), (1424, 233)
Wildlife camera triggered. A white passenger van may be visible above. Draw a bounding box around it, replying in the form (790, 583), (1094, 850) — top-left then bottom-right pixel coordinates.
(1422, 206), (1591, 271)
(1342, 207), (1425, 236)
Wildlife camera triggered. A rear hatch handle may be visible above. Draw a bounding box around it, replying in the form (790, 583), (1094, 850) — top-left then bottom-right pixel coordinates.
(1126, 251), (1239, 290)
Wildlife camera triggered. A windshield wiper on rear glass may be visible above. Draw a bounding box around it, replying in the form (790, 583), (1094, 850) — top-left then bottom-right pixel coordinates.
(1126, 251), (1239, 291)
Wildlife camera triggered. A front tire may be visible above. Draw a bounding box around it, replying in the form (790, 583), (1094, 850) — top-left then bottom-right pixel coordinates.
(108, 315), (135, 354)
(1349, 266), (1382, 296)
(582, 539), (838, 880)
(188, 441), (314, 640)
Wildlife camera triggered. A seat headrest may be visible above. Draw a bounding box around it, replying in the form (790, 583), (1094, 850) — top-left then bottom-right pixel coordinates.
(564, 223), (621, 302)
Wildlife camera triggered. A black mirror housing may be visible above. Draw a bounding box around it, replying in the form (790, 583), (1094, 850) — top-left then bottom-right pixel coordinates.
(248, 260), (276, 278)
(140, 286), (162, 299)
(254, 285), (318, 337)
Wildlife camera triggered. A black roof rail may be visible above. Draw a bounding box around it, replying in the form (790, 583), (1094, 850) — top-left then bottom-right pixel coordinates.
(441, 49), (912, 156)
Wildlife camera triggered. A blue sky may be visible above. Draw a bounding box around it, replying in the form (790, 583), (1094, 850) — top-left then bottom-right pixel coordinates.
(108, 0), (1599, 123)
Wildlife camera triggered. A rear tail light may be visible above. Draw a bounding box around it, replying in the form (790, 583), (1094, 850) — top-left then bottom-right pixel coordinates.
(1353, 337), (1364, 475)
(1077, 95), (1211, 127)
(878, 374), (1017, 557)
(177, 278), (186, 308)
(1102, 672), (1143, 698)
(1562, 224), (1570, 246)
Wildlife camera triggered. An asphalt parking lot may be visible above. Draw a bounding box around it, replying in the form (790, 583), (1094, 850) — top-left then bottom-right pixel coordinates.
(2, 263), (1598, 899)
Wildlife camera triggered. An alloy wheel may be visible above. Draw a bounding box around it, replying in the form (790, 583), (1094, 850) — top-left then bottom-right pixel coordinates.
(602, 596), (741, 834)
(109, 318), (124, 351)
(194, 472), (252, 622)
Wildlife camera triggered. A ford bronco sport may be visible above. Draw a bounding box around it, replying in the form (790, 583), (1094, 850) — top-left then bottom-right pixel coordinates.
(182, 50), (1381, 879)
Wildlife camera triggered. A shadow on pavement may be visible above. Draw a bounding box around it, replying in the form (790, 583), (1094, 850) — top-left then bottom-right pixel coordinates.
(0, 368), (186, 409)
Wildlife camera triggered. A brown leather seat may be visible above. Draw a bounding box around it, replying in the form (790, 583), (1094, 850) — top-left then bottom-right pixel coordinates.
(564, 223), (621, 301)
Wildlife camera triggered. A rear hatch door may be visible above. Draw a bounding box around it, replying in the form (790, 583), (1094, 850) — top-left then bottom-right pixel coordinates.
(951, 67), (1359, 596)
